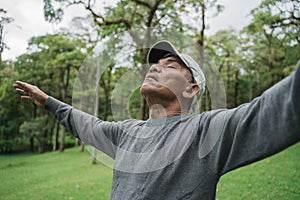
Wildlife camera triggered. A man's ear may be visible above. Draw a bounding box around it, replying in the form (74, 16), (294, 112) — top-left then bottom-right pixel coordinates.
(182, 84), (200, 99)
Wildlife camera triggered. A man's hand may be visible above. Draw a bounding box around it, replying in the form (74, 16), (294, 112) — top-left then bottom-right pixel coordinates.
(13, 81), (49, 107)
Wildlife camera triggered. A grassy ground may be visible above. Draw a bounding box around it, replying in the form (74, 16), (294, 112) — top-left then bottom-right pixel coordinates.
(216, 143), (300, 200)
(0, 148), (113, 200)
(0, 143), (299, 200)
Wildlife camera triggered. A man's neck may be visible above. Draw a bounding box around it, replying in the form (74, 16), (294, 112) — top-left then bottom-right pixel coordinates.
(148, 103), (188, 120)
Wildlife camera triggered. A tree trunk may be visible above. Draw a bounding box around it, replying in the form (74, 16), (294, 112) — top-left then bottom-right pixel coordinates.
(59, 126), (65, 152)
(92, 57), (101, 164)
(0, 24), (3, 65)
(200, 2), (206, 47)
(38, 136), (46, 153)
(227, 64), (230, 90)
(205, 89), (210, 111)
(139, 48), (149, 120)
(103, 89), (109, 120)
(196, 2), (206, 112)
(38, 143), (45, 154)
(52, 120), (59, 151)
(29, 136), (34, 151)
(234, 70), (239, 107)
(249, 75), (254, 101)
(58, 66), (69, 152)
(80, 142), (84, 152)
(76, 139), (85, 152)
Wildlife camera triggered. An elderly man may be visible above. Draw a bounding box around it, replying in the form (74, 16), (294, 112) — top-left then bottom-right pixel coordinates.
(13, 40), (300, 199)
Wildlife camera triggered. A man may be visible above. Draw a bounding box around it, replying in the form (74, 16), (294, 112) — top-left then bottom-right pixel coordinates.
(13, 40), (300, 199)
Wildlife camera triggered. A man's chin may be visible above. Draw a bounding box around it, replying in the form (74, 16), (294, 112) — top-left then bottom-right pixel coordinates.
(140, 83), (175, 99)
(140, 83), (159, 96)
(140, 84), (150, 95)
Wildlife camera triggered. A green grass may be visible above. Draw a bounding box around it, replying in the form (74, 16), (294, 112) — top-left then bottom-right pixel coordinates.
(0, 143), (299, 200)
(0, 148), (113, 200)
(216, 143), (300, 200)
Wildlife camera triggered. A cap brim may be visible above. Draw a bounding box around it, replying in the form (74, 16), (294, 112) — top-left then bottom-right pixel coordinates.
(148, 40), (180, 65)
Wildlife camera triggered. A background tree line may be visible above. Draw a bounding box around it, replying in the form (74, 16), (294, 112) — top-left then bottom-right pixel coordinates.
(0, 0), (299, 153)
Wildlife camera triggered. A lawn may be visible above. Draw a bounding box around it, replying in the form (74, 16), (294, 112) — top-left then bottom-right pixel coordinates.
(216, 142), (300, 200)
(0, 143), (299, 200)
(0, 148), (113, 200)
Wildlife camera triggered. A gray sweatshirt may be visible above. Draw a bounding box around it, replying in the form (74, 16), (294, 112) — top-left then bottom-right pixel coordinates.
(45, 61), (300, 199)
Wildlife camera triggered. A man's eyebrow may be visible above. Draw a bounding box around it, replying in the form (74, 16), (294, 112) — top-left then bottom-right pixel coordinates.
(164, 57), (182, 64)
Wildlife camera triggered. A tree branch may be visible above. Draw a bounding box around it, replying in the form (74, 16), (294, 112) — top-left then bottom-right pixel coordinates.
(146, 0), (162, 27)
(131, 0), (152, 9)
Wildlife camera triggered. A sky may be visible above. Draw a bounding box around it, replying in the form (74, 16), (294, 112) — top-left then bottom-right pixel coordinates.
(1, 0), (261, 60)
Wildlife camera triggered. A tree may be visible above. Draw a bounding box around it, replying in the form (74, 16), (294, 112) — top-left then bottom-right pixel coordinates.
(180, 0), (224, 47)
(0, 8), (14, 64)
(19, 116), (52, 153)
(43, 0), (187, 119)
(0, 62), (22, 153)
(244, 0), (300, 89)
(178, 0), (224, 111)
(206, 29), (242, 108)
(15, 34), (88, 152)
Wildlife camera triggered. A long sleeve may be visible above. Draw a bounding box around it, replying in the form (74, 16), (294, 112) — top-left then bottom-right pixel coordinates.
(200, 61), (300, 176)
(45, 97), (122, 159)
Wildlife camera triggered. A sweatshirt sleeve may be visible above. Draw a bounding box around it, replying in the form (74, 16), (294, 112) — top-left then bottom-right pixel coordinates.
(45, 97), (121, 159)
(200, 61), (300, 176)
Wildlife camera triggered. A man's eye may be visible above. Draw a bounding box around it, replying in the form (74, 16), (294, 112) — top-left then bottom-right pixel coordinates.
(167, 66), (175, 69)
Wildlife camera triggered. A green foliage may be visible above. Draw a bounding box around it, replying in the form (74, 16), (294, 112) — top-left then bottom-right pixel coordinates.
(41, 0), (227, 119)
(19, 116), (53, 153)
(16, 33), (87, 100)
(128, 87), (142, 119)
(206, 5), (299, 107)
(9, 34), (88, 153)
(244, 0), (300, 87)
(43, 0), (64, 23)
(0, 63), (23, 153)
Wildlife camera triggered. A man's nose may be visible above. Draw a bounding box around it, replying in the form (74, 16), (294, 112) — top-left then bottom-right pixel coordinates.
(149, 63), (162, 73)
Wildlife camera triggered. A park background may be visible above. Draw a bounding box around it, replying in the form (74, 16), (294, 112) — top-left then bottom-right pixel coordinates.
(0, 0), (299, 199)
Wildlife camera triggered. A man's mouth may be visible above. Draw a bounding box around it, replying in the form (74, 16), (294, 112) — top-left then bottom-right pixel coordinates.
(145, 74), (158, 81)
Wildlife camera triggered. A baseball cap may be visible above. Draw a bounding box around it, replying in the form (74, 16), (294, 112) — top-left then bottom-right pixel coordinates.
(147, 40), (206, 96)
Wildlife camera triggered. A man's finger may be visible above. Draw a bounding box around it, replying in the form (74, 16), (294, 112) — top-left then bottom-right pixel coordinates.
(12, 83), (22, 89)
(21, 96), (32, 101)
(15, 80), (26, 85)
(15, 88), (27, 95)
(14, 81), (31, 90)
(19, 81), (28, 89)
(13, 81), (24, 89)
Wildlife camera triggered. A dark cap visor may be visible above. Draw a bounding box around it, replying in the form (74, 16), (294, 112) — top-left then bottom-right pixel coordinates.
(148, 41), (178, 65)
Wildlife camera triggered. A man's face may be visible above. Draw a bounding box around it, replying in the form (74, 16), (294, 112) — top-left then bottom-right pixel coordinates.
(140, 55), (193, 101)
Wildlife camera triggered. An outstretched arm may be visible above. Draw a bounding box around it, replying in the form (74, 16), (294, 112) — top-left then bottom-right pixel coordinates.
(13, 80), (120, 158)
(199, 61), (300, 176)
(13, 80), (49, 107)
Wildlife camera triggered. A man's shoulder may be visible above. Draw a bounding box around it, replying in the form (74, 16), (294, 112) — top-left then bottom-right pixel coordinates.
(117, 118), (146, 128)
